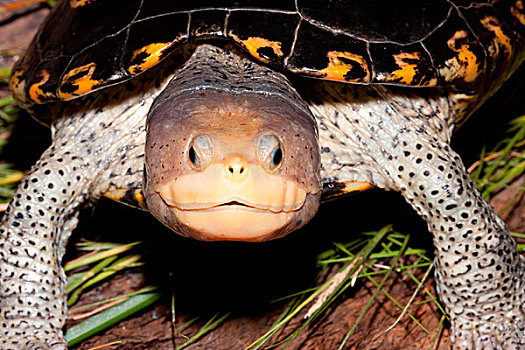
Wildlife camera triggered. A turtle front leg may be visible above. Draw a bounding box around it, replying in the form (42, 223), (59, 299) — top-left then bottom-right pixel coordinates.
(0, 83), (158, 349)
(307, 82), (525, 349)
(0, 145), (84, 350)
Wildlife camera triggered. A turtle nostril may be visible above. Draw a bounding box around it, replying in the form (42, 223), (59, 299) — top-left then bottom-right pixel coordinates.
(225, 156), (248, 180)
(228, 166), (245, 174)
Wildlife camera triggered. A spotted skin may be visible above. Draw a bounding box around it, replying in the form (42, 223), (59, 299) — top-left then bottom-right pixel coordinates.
(2, 45), (524, 348)
(0, 65), (172, 349)
(3, 2), (525, 349)
(306, 81), (525, 349)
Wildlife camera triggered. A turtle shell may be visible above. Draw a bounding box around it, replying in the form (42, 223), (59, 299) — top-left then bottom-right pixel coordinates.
(9, 0), (525, 107)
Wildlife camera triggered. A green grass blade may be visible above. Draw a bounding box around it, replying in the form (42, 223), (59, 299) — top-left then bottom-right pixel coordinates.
(337, 233), (409, 349)
(75, 240), (135, 251)
(66, 255), (117, 295)
(365, 264), (433, 334)
(83, 254), (142, 288)
(68, 286), (158, 314)
(430, 314), (446, 350)
(176, 312), (231, 350)
(65, 292), (161, 346)
(247, 225), (392, 350)
(64, 241), (140, 271)
(0, 67), (11, 84)
(67, 254), (142, 305)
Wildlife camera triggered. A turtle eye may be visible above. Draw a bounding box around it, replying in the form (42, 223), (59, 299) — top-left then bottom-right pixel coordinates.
(188, 146), (199, 167)
(257, 135), (283, 171)
(188, 135), (213, 170)
(271, 145), (283, 167)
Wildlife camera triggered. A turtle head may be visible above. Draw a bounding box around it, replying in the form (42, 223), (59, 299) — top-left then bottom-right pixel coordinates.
(145, 89), (321, 241)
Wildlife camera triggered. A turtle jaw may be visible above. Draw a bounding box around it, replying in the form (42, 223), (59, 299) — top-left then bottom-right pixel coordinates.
(167, 203), (298, 242)
(153, 170), (320, 242)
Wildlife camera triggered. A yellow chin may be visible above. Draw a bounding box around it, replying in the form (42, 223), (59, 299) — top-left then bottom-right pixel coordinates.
(154, 162), (318, 241)
(156, 163), (309, 212)
(171, 205), (294, 241)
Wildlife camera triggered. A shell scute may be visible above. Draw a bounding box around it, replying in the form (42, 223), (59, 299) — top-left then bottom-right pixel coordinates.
(58, 63), (102, 99)
(370, 44), (438, 87)
(422, 8), (486, 89)
(128, 43), (175, 75)
(227, 11), (299, 66)
(285, 21), (371, 83)
(9, 0), (523, 106)
(123, 13), (189, 76)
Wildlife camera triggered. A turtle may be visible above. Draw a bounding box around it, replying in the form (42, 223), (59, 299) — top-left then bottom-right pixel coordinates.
(1, 0), (524, 348)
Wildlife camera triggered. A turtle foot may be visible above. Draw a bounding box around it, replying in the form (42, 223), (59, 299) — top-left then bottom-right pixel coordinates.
(451, 315), (525, 350)
(0, 339), (67, 350)
(0, 330), (66, 350)
(23, 340), (67, 350)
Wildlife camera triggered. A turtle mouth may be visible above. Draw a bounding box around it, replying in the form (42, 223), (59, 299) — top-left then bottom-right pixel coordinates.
(177, 201), (294, 214)
(171, 199), (301, 214)
(154, 172), (311, 241)
(169, 195), (306, 213)
(165, 200), (299, 242)
(215, 201), (251, 209)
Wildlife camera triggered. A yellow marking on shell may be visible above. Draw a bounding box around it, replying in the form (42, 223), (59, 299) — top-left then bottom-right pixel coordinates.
(59, 62), (100, 100)
(103, 189), (147, 209)
(28, 70), (52, 104)
(241, 37), (284, 62)
(322, 181), (374, 202)
(511, 0), (525, 25)
(133, 189), (147, 208)
(320, 51), (370, 83)
(103, 190), (125, 202)
(70, 0), (94, 8)
(128, 42), (173, 75)
(481, 16), (512, 59)
(343, 182), (373, 193)
(441, 30), (480, 83)
(9, 69), (28, 105)
(391, 52), (419, 84)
